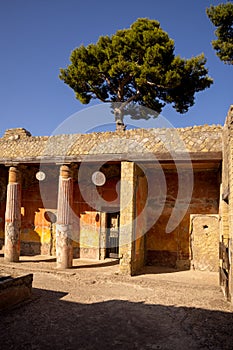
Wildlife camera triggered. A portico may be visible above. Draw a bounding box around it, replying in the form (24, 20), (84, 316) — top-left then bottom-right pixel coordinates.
(0, 111), (231, 303)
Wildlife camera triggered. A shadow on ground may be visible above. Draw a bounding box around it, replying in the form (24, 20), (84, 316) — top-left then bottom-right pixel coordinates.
(70, 259), (119, 269)
(16, 256), (119, 269)
(19, 257), (57, 263)
(0, 287), (232, 350)
(136, 265), (183, 275)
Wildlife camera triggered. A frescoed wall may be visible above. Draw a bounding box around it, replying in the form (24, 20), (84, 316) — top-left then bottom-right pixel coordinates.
(146, 169), (220, 269)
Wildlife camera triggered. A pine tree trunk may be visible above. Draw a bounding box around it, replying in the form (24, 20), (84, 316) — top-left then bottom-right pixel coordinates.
(114, 107), (126, 131)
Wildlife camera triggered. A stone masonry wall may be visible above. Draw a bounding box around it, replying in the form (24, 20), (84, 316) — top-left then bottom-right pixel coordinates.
(190, 214), (219, 272)
(221, 105), (233, 301)
(0, 274), (33, 310)
(119, 162), (137, 275)
(0, 125), (222, 164)
(134, 169), (148, 272)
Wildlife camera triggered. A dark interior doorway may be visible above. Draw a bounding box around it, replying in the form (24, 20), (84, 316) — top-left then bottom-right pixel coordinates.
(106, 212), (120, 258)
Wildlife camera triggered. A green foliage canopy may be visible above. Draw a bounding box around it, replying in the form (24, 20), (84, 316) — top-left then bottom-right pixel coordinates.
(60, 18), (213, 125)
(206, 2), (233, 64)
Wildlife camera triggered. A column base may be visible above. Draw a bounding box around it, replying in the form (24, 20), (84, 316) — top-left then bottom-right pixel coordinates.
(56, 225), (73, 269)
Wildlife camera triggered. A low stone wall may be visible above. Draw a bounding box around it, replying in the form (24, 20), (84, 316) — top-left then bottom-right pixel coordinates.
(0, 274), (33, 310)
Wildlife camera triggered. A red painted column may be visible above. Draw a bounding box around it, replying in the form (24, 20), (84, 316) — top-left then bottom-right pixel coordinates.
(4, 166), (21, 262)
(56, 165), (73, 268)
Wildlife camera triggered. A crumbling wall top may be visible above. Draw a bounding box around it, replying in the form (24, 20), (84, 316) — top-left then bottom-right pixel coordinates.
(0, 124), (223, 163)
(224, 105), (233, 128)
(228, 105), (233, 117)
(2, 128), (31, 140)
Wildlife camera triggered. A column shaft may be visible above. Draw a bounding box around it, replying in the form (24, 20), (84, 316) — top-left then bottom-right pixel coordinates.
(4, 167), (21, 262)
(56, 165), (73, 268)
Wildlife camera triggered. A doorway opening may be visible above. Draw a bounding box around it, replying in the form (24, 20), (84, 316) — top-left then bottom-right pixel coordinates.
(106, 212), (120, 258)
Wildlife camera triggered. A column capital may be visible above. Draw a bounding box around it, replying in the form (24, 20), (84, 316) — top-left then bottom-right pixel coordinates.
(8, 166), (20, 184)
(60, 164), (71, 179)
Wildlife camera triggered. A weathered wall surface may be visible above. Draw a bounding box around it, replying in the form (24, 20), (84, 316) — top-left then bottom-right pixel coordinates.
(119, 162), (136, 275)
(0, 274), (33, 310)
(221, 105), (233, 302)
(72, 164), (120, 259)
(0, 167), (7, 249)
(0, 125), (222, 163)
(0, 161), (221, 275)
(79, 211), (100, 259)
(134, 172), (148, 272)
(1, 163), (121, 260)
(0, 125), (223, 275)
(146, 169), (220, 269)
(1, 165), (58, 256)
(20, 166), (58, 256)
(190, 215), (219, 271)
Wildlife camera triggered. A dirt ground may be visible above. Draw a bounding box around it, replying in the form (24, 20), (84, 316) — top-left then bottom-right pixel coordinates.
(0, 255), (233, 350)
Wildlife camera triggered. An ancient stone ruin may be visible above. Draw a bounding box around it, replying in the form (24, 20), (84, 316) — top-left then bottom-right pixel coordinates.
(0, 274), (33, 310)
(0, 105), (232, 303)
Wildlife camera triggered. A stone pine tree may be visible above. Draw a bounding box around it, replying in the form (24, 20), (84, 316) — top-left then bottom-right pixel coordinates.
(206, 2), (233, 65)
(60, 18), (213, 130)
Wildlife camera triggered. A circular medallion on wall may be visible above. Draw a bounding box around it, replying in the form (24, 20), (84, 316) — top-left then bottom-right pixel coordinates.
(91, 171), (106, 186)
(36, 171), (46, 181)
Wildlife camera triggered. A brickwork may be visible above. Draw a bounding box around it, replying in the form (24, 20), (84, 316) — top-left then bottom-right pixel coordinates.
(2, 128), (31, 140)
(0, 125), (222, 163)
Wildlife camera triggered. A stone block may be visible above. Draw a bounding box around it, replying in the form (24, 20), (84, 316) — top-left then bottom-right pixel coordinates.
(0, 274), (33, 310)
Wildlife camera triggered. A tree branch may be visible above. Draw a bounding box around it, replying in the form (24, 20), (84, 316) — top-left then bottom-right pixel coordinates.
(119, 90), (141, 110)
(117, 75), (132, 101)
(88, 83), (111, 103)
(146, 80), (180, 89)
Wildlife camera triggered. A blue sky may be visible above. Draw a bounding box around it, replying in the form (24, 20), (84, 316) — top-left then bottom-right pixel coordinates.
(0, 0), (232, 136)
